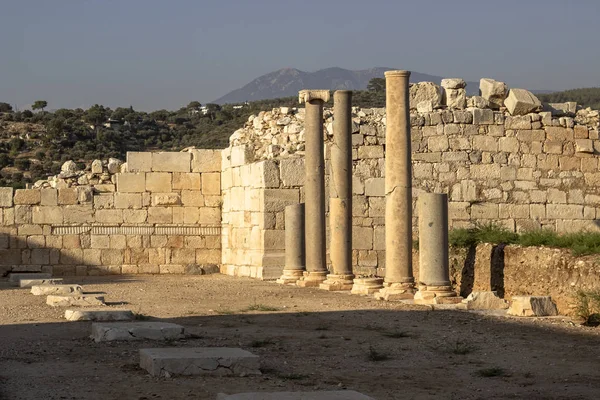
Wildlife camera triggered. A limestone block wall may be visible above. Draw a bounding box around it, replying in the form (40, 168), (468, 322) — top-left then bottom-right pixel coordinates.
(223, 104), (600, 278)
(0, 150), (222, 276)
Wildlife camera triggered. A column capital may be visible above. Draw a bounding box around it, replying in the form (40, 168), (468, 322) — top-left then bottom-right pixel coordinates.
(385, 70), (411, 78)
(299, 90), (330, 104)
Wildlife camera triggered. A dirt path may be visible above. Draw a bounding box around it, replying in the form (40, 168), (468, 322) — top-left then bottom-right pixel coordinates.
(0, 274), (599, 400)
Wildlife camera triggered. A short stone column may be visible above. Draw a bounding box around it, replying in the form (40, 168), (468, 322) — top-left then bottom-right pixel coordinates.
(376, 70), (416, 301)
(277, 204), (306, 285)
(297, 90), (330, 287)
(321, 90), (354, 291)
(413, 193), (459, 304)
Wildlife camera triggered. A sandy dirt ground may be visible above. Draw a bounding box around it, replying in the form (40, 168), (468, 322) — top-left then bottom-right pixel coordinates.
(0, 274), (599, 400)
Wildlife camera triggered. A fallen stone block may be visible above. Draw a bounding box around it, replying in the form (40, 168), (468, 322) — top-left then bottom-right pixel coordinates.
(507, 296), (558, 317)
(216, 391), (375, 400)
(19, 278), (63, 288)
(65, 309), (134, 321)
(409, 82), (442, 110)
(544, 101), (577, 116)
(140, 347), (260, 377)
(441, 78), (466, 89)
(443, 88), (466, 109)
(479, 78), (507, 109)
(31, 284), (83, 296)
(462, 291), (509, 310)
(46, 294), (105, 307)
(504, 88), (542, 115)
(9, 273), (52, 284)
(91, 322), (184, 342)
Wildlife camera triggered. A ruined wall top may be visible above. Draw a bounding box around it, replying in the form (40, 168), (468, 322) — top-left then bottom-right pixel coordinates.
(228, 78), (600, 161)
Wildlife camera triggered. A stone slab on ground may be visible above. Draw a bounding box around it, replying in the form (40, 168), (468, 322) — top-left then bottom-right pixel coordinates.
(140, 347), (260, 377)
(46, 294), (105, 307)
(65, 309), (134, 321)
(19, 278), (63, 288)
(507, 296), (558, 317)
(8, 273), (52, 284)
(31, 284), (83, 296)
(462, 291), (509, 310)
(216, 391), (375, 400)
(92, 322), (184, 342)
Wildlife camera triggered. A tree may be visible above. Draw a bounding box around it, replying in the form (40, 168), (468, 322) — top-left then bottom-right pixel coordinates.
(0, 102), (13, 113)
(367, 78), (385, 93)
(187, 101), (201, 111)
(32, 100), (48, 112)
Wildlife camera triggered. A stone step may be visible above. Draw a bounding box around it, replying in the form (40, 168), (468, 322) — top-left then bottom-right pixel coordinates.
(31, 284), (83, 296)
(46, 294), (105, 307)
(65, 309), (134, 322)
(139, 347), (260, 377)
(91, 322), (184, 342)
(19, 278), (64, 288)
(216, 391), (375, 400)
(8, 273), (52, 284)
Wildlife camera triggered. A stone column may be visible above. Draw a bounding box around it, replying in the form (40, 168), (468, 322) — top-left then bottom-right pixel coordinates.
(376, 70), (416, 301)
(276, 204), (306, 285)
(297, 90), (330, 287)
(414, 193), (459, 304)
(320, 90), (354, 291)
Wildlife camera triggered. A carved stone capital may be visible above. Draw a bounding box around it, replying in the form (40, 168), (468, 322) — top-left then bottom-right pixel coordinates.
(298, 89), (330, 104)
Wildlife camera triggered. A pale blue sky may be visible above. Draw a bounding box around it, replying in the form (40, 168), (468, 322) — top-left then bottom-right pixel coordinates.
(1, 0), (599, 111)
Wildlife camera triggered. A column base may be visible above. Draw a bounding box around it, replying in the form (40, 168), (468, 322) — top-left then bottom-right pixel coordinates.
(351, 277), (384, 295)
(319, 274), (355, 291)
(276, 269), (305, 285)
(414, 285), (463, 305)
(296, 271), (328, 287)
(374, 282), (416, 301)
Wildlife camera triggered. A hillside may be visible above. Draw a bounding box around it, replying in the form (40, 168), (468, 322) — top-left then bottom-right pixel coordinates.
(538, 88), (600, 111)
(213, 67), (480, 104)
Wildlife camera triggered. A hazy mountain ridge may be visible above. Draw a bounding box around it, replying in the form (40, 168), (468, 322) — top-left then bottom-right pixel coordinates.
(213, 67), (481, 104)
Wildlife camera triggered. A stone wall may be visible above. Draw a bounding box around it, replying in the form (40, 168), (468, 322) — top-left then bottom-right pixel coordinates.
(0, 150), (222, 276)
(223, 100), (600, 278)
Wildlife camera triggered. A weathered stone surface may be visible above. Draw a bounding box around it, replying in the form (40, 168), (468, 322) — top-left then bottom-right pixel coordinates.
(216, 391), (375, 400)
(31, 284), (83, 296)
(444, 88), (466, 109)
(409, 82), (442, 110)
(19, 278), (63, 288)
(461, 291), (509, 310)
(65, 309), (134, 321)
(152, 152), (191, 172)
(91, 322), (184, 342)
(47, 294), (105, 307)
(505, 89), (542, 116)
(479, 78), (508, 109)
(507, 296), (558, 317)
(467, 96), (489, 108)
(9, 273), (52, 283)
(441, 78), (466, 89)
(0, 187), (14, 207)
(14, 189), (41, 205)
(140, 347), (260, 377)
(190, 149), (221, 172)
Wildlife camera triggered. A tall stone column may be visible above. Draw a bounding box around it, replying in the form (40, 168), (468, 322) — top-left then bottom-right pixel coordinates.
(297, 90), (330, 287)
(414, 193), (460, 304)
(376, 70), (416, 301)
(320, 90), (354, 291)
(276, 204), (306, 285)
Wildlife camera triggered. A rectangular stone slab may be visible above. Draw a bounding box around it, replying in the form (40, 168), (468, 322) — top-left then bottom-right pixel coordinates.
(46, 294), (105, 307)
(140, 347), (260, 377)
(65, 309), (134, 322)
(19, 278), (63, 288)
(216, 391), (375, 400)
(31, 284), (83, 296)
(9, 273), (52, 284)
(92, 322), (184, 342)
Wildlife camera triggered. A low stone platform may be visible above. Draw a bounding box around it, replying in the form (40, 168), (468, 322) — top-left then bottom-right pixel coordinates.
(20, 278), (63, 288)
(8, 273), (52, 284)
(65, 309), (134, 321)
(216, 391), (375, 400)
(46, 294), (105, 307)
(91, 322), (184, 342)
(140, 347), (260, 377)
(31, 284), (83, 296)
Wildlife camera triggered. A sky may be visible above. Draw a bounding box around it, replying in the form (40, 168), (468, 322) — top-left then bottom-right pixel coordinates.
(1, 0), (599, 111)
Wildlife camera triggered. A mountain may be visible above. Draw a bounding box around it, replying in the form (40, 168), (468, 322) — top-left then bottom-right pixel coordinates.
(213, 67), (481, 104)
